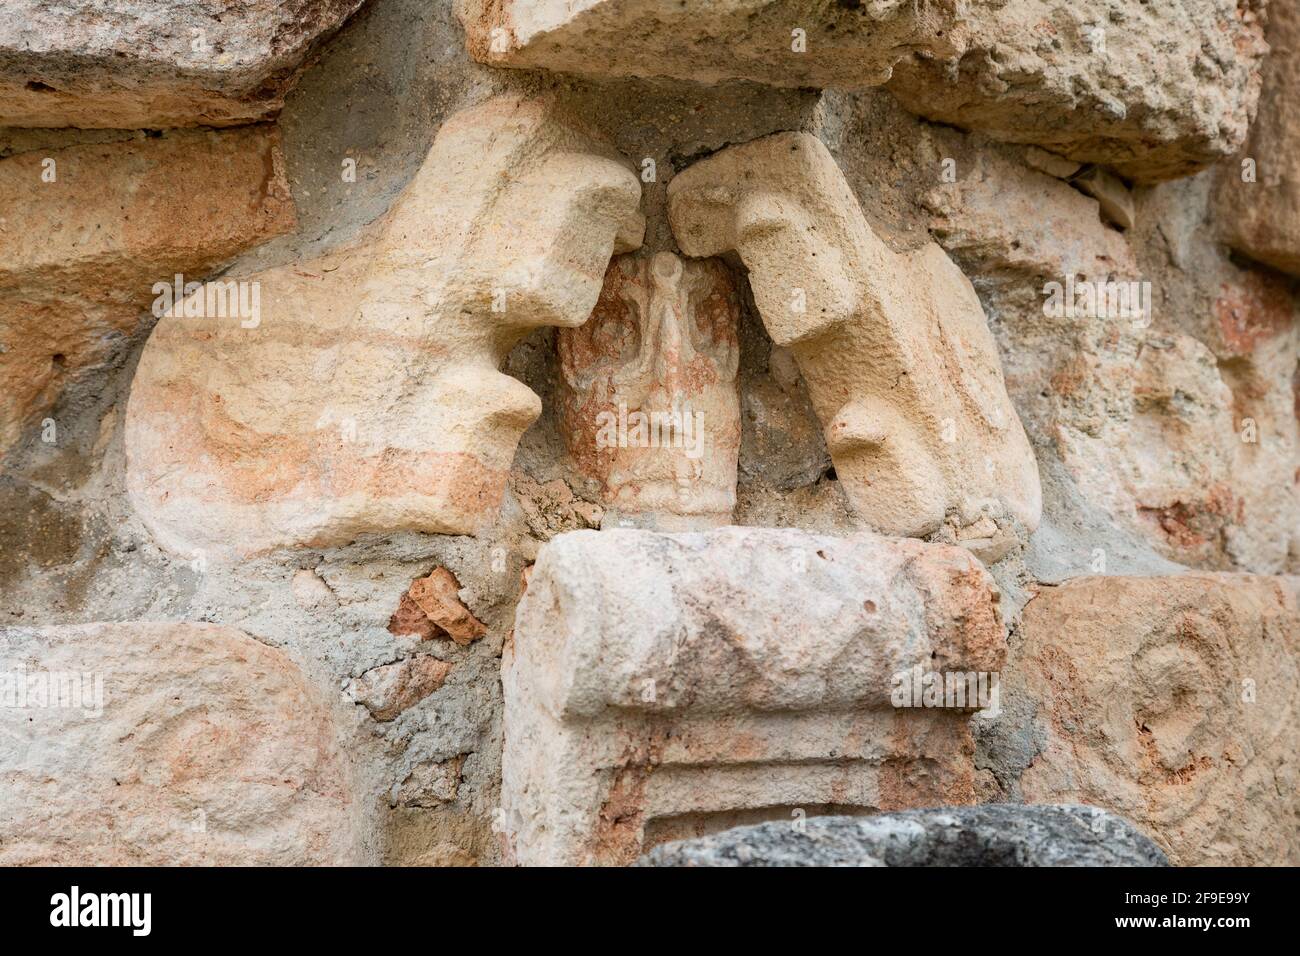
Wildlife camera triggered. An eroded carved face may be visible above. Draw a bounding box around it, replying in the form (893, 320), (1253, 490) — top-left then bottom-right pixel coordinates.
(558, 252), (740, 528)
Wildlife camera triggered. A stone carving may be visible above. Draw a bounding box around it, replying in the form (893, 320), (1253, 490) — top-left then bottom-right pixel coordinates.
(500, 527), (1006, 866)
(0, 0), (367, 128)
(0, 622), (366, 865)
(668, 132), (1040, 545)
(557, 252), (741, 529)
(1007, 574), (1300, 866)
(458, 0), (1266, 182)
(0, 126), (295, 468)
(126, 94), (644, 559)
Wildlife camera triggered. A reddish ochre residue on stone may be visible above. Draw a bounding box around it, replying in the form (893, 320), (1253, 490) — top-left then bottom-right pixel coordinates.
(1214, 273), (1295, 355)
(1137, 483), (1241, 550)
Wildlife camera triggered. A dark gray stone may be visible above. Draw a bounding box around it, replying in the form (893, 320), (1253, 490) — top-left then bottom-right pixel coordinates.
(637, 805), (1169, 867)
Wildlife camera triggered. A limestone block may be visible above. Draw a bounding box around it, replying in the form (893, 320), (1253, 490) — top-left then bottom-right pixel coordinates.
(0, 126), (295, 467)
(1215, 0), (1300, 276)
(0, 0), (367, 128)
(457, 0), (961, 89)
(668, 132), (1040, 542)
(1058, 334), (1243, 570)
(1010, 574), (1300, 866)
(125, 94), (645, 560)
(558, 252), (741, 529)
(460, 0), (1266, 182)
(501, 527), (1007, 866)
(639, 805), (1169, 867)
(886, 1), (1267, 183)
(0, 622), (365, 865)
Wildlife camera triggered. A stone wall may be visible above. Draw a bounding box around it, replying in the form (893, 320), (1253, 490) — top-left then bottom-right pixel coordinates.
(1, 0), (1295, 866)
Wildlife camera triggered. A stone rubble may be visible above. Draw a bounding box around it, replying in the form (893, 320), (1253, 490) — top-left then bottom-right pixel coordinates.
(638, 804), (1170, 867)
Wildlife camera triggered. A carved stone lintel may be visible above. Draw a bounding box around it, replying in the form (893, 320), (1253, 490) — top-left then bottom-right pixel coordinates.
(501, 527), (1006, 866)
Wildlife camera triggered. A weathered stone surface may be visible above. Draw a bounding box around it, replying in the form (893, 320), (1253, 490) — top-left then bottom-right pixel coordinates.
(0, 622), (365, 865)
(1009, 574), (1300, 866)
(1216, 0), (1300, 276)
(887, 1), (1267, 183)
(1071, 166), (1135, 231)
(462, 0), (1265, 182)
(0, 0), (367, 128)
(0, 126), (295, 467)
(125, 94), (644, 560)
(346, 655), (452, 722)
(1023, 146), (1081, 181)
(925, 144), (1298, 574)
(638, 804), (1168, 867)
(457, 0), (961, 89)
(501, 527), (1006, 866)
(923, 141), (1143, 452)
(558, 252), (741, 530)
(393, 756), (464, 807)
(669, 132), (1040, 544)
(1064, 333), (1245, 570)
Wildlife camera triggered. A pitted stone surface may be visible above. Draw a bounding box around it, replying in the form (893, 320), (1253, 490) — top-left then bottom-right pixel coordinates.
(637, 804), (1169, 867)
(0, 0), (367, 128)
(461, 0), (1266, 182)
(1215, 0), (1300, 276)
(0, 622), (367, 865)
(0, 126), (295, 468)
(669, 132), (1040, 544)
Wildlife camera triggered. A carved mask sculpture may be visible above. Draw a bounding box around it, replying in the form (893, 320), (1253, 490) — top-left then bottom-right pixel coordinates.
(558, 252), (741, 529)
(124, 94), (644, 559)
(668, 132), (1042, 545)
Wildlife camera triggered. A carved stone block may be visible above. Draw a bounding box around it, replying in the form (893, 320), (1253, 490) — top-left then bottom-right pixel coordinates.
(558, 252), (741, 529)
(1010, 574), (1300, 866)
(125, 95), (645, 559)
(500, 527), (1006, 866)
(668, 132), (1040, 544)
